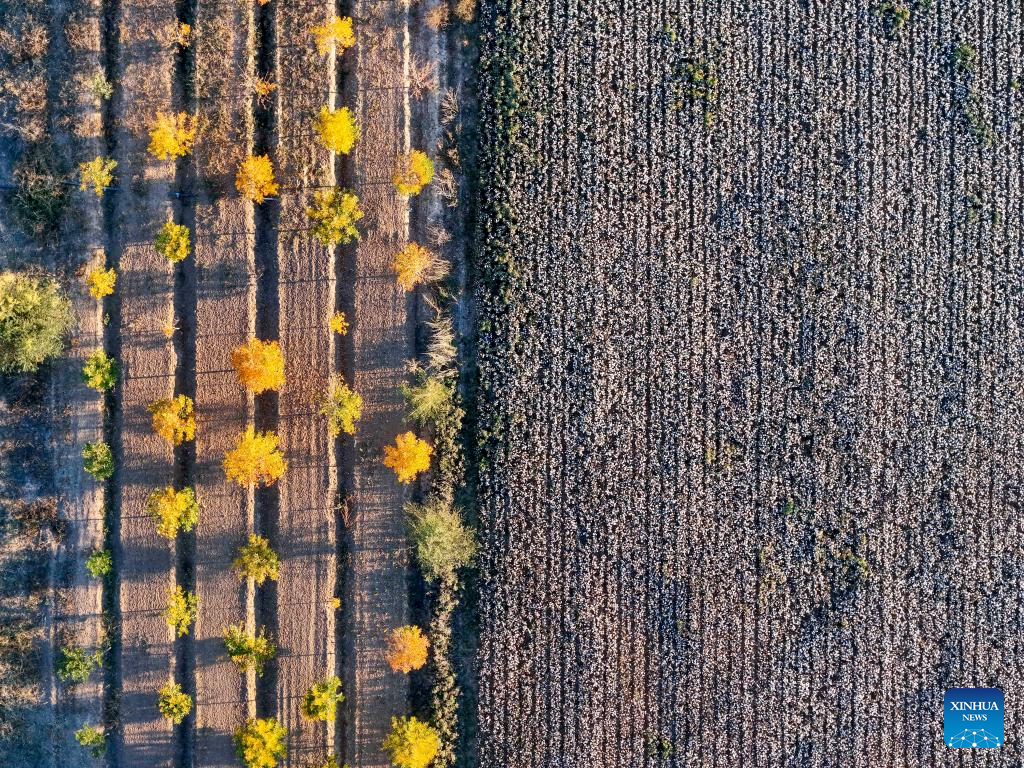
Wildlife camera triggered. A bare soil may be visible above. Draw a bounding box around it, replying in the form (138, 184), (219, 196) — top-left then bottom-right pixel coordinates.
(346, 0), (416, 763)
(110, 0), (179, 762)
(189, 0), (258, 762)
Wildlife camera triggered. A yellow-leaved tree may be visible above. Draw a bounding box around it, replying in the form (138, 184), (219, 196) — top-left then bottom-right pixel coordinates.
(383, 432), (432, 483)
(385, 625), (429, 673)
(234, 717), (286, 768)
(147, 111), (198, 160)
(307, 188), (363, 246)
(315, 106), (359, 154)
(391, 242), (447, 292)
(330, 311), (349, 336)
(154, 221), (191, 263)
(393, 150), (433, 195)
(85, 265), (117, 299)
(231, 338), (285, 393)
(79, 156), (117, 196)
(236, 155), (279, 203)
(312, 16), (355, 56)
(382, 716), (440, 768)
(224, 427), (287, 486)
(148, 395), (196, 444)
(146, 486), (199, 539)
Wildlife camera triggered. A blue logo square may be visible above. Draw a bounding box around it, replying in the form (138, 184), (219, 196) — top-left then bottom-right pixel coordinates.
(944, 688), (1004, 748)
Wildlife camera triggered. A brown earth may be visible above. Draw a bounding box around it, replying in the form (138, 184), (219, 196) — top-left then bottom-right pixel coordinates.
(346, 0), (415, 765)
(190, 0), (258, 763)
(49, 0), (107, 762)
(270, 1), (338, 764)
(111, 0), (178, 763)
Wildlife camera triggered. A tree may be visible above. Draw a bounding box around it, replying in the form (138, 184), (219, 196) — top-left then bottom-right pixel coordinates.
(79, 155), (116, 196)
(223, 624), (276, 675)
(74, 724), (106, 757)
(382, 716), (440, 768)
(406, 497), (477, 583)
(393, 150), (434, 195)
(148, 111), (198, 160)
(329, 311), (349, 336)
(401, 371), (454, 424)
(223, 428), (287, 486)
(57, 644), (102, 684)
(163, 585), (199, 636)
(85, 549), (112, 578)
(301, 675), (344, 721)
(236, 155), (279, 203)
(158, 680), (193, 724)
(148, 394), (196, 444)
(82, 349), (118, 392)
(234, 717), (287, 768)
(231, 338), (285, 393)
(232, 534), (280, 584)
(312, 16), (355, 56)
(154, 221), (191, 263)
(307, 188), (363, 246)
(315, 106), (359, 154)
(85, 265), (116, 299)
(146, 486), (200, 539)
(391, 242), (446, 291)
(82, 440), (114, 481)
(385, 625), (429, 673)
(319, 376), (362, 437)
(0, 272), (73, 373)
(383, 432), (432, 484)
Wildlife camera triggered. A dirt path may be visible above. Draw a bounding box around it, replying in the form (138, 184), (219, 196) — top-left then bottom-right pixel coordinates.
(111, 0), (178, 763)
(271, 2), (338, 763)
(49, 0), (107, 762)
(190, 0), (258, 763)
(347, 0), (413, 763)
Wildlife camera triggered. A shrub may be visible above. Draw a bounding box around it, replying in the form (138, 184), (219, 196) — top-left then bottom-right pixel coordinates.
(79, 155), (116, 196)
(158, 680), (192, 724)
(223, 428), (287, 486)
(154, 221), (191, 263)
(301, 675), (344, 721)
(146, 486), (199, 539)
(82, 441), (114, 481)
(58, 644), (102, 684)
(382, 716), (440, 768)
(307, 188), (363, 246)
(401, 371), (453, 424)
(391, 242), (446, 291)
(85, 549), (112, 578)
(330, 311), (349, 336)
(0, 272), (73, 373)
(385, 625), (429, 673)
(236, 155), (279, 203)
(85, 265), (116, 299)
(148, 394), (196, 444)
(406, 498), (477, 583)
(11, 145), (68, 239)
(393, 150), (434, 195)
(223, 624), (276, 675)
(232, 338), (285, 393)
(85, 70), (112, 102)
(74, 724), (105, 757)
(163, 585), (199, 636)
(232, 534), (280, 585)
(148, 111), (198, 160)
(312, 16), (355, 56)
(82, 349), (118, 392)
(234, 717), (287, 768)
(383, 432), (432, 484)
(320, 376), (362, 437)
(315, 106), (359, 154)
